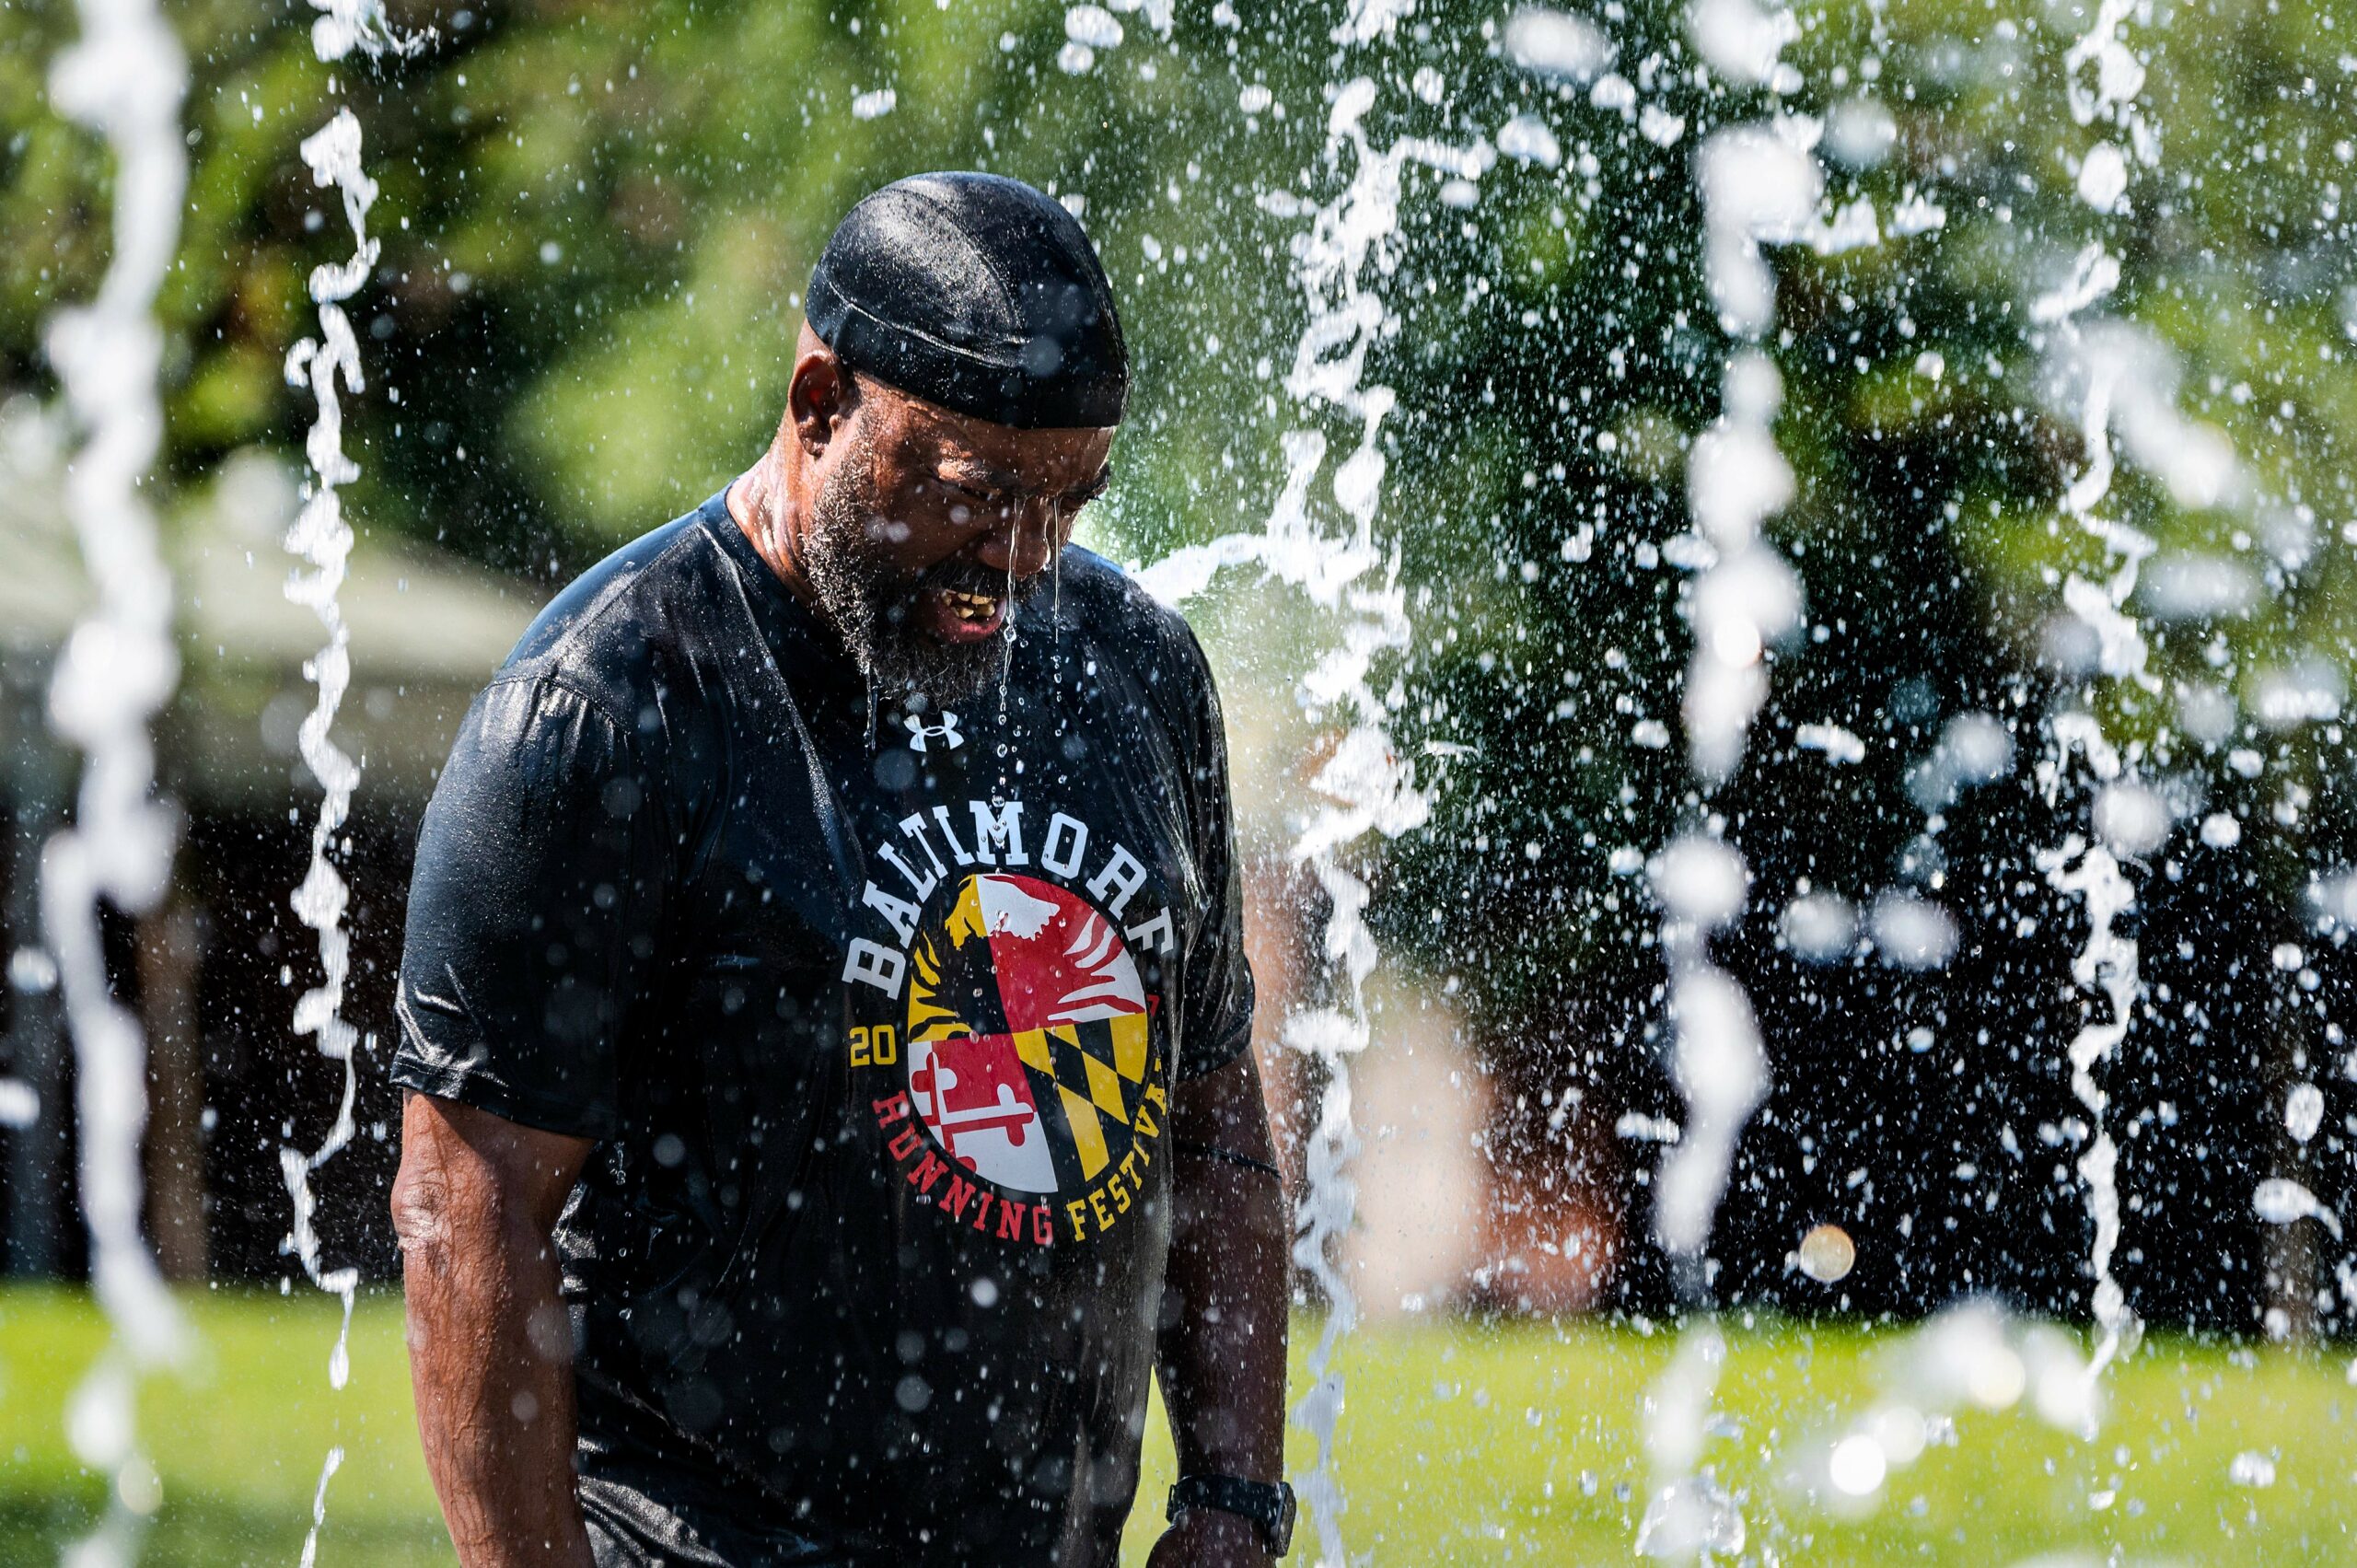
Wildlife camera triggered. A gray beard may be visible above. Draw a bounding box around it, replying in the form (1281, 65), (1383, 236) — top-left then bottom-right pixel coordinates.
(799, 464), (1016, 707)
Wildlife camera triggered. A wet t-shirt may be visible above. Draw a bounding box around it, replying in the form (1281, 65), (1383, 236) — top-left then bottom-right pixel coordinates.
(390, 491), (1253, 1567)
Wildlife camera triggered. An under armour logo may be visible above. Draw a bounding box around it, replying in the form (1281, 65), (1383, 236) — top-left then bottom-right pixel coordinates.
(906, 711), (964, 752)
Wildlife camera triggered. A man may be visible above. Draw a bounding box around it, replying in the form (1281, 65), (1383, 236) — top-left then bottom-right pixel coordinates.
(389, 173), (1294, 1567)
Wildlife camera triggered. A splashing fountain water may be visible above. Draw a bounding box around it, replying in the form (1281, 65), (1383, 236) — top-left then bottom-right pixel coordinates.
(1132, 6), (1519, 1553)
(1149, 2), (1940, 1555)
(2028, 0), (2166, 1431)
(38, 0), (192, 1562)
(279, 5), (423, 1561)
(1630, 0), (1825, 1551)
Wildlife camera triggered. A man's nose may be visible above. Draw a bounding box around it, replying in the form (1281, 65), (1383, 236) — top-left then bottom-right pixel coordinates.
(970, 503), (1059, 578)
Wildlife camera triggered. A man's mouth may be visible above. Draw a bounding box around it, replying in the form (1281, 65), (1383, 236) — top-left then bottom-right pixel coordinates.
(917, 586), (1006, 642)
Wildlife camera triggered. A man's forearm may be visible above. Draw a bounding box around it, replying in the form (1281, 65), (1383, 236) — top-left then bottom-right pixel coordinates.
(394, 1097), (596, 1568)
(1159, 1145), (1289, 1479)
(1158, 1051), (1289, 1484)
(404, 1206), (592, 1566)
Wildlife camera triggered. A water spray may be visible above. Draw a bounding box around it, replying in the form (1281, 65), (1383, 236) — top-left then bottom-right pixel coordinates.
(1136, 28), (1486, 1561)
(280, 4), (425, 1559)
(38, 1), (192, 1562)
(2028, 0), (2169, 1433)
(1628, 0), (1825, 1551)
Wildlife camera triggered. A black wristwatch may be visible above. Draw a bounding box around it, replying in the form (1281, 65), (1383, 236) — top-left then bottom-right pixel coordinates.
(1167, 1473), (1296, 1556)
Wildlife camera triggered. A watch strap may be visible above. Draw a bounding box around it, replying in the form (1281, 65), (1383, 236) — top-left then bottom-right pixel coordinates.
(1167, 1473), (1295, 1555)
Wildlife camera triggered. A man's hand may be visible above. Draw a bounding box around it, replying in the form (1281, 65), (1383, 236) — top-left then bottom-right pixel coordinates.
(1148, 1507), (1276, 1568)
(392, 1092), (597, 1567)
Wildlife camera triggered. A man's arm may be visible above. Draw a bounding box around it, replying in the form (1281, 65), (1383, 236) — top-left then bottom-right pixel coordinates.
(1153, 1049), (1289, 1566)
(391, 1091), (597, 1567)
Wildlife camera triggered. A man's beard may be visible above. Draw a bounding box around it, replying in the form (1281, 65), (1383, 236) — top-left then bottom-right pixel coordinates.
(799, 445), (1030, 706)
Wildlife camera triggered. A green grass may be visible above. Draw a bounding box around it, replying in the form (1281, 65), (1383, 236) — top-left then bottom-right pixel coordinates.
(0, 1287), (445, 1567)
(2, 1288), (2351, 1564)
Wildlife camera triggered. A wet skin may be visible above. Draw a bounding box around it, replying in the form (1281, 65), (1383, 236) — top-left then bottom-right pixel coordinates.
(729, 320), (1118, 649)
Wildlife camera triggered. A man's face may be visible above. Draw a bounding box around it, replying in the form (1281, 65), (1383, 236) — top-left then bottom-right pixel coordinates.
(801, 377), (1115, 703)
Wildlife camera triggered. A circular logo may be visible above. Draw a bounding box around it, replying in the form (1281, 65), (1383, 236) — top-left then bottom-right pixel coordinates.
(902, 873), (1157, 1197)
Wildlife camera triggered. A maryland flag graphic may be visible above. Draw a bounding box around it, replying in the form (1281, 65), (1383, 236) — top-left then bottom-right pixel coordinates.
(903, 873), (1162, 1201)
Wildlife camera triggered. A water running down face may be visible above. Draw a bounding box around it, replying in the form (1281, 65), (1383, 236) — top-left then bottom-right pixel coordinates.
(799, 377), (1114, 704)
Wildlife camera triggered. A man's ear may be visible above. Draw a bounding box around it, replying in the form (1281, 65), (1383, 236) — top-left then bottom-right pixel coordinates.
(788, 344), (855, 458)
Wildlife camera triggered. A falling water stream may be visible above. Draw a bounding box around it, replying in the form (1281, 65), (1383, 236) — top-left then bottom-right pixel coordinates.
(280, 5), (423, 1561)
(2030, 0), (2164, 1436)
(1134, 5), (1507, 1552)
(2049, 22), (2154, 1444)
(38, 1), (191, 1563)
(1633, 1), (1833, 1552)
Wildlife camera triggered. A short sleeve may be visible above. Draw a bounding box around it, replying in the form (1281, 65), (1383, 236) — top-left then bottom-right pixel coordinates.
(390, 676), (666, 1139)
(1174, 631), (1257, 1082)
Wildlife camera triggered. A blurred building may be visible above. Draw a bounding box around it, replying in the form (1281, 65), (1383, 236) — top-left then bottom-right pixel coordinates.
(1, 407), (531, 1283)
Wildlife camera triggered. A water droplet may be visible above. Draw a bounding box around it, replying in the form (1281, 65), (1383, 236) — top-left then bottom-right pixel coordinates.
(1828, 1434), (1887, 1497)
(1795, 1224), (1856, 1283)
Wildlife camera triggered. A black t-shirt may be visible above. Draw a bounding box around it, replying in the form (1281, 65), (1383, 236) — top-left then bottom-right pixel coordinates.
(391, 491), (1254, 1567)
